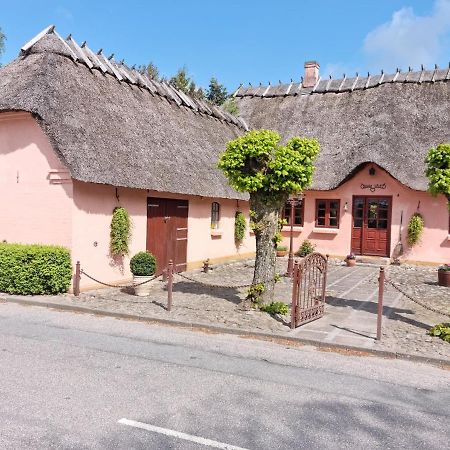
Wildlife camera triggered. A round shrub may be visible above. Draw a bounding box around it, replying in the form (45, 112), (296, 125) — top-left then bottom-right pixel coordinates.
(130, 251), (156, 276)
(296, 239), (315, 257)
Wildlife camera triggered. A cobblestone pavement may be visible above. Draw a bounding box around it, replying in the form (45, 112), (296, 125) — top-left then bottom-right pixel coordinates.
(1, 258), (449, 361)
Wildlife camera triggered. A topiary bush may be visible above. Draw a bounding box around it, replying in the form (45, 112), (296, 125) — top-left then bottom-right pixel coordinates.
(0, 243), (72, 295)
(234, 211), (246, 243)
(296, 239), (316, 257)
(110, 207), (131, 256)
(407, 213), (424, 246)
(130, 251), (156, 276)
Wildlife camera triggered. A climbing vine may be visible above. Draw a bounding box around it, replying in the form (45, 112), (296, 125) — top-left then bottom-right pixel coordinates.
(407, 213), (424, 246)
(234, 211), (246, 243)
(110, 207), (131, 256)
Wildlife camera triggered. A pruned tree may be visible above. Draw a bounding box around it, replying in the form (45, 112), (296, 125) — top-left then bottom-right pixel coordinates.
(207, 77), (228, 105)
(425, 143), (450, 210)
(219, 130), (319, 304)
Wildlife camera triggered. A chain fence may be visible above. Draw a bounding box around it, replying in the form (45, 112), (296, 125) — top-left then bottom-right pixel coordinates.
(80, 269), (162, 289)
(384, 272), (450, 319)
(174, 271), (278, 290)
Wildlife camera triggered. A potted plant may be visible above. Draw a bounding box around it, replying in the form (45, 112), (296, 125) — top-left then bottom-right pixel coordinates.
(438, 264), (450, 287)
(130, 251), (156, 296)
(276, 245), (288, 257)
(345, 253), (356, 267)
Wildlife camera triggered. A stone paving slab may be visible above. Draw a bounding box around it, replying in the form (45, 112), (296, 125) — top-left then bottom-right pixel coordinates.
(1, 258), (449, 362)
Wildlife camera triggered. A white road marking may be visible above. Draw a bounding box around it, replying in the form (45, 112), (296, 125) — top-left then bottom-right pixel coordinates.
(118, 418), (250, 450)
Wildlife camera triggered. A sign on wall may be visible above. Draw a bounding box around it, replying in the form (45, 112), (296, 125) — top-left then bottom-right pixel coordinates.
(360, 183), (386, 192)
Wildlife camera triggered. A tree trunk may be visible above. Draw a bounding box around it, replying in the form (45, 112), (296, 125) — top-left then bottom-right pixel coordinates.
(249, 193), (283, 304)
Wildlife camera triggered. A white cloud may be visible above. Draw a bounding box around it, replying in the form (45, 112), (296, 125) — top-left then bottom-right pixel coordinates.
(363, 0), (450, 71)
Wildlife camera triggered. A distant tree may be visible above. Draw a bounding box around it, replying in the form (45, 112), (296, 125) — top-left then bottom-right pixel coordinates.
(222, 97), (239, 116)
(169, 66), (191, 93)
(137, 62), (160, 80)
(425, 143), (450, 210)
(0, 27), (6, 64)
(207, 77), (228, 105)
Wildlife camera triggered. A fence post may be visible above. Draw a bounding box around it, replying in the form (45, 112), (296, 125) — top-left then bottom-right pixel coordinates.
(74, 261), (81, 297)
(167, 260), (173, 312)
(291, 262), (299, 329)
(377, 266), (385, 341)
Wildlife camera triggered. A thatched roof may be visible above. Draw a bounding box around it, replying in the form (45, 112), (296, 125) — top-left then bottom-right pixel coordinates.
(235, 71), (450, 191)
(0, 26), (248, 200)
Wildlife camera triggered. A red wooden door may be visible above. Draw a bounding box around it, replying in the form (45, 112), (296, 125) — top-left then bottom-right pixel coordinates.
(351, 197), (391, 257)
(146, 198), (188, 275)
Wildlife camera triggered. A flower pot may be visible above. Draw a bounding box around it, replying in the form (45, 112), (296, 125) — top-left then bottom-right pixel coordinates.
(345, 259), (356, 267)
(133, 275), (154, 296)
(276, 250), (288, 257)
(438, 270), (450, 287)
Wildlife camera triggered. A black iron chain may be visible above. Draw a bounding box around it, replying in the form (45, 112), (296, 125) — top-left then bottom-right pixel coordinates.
(80, 270), (161, 289)
(174, 272), (253, 289)
(384, 275), (450, 319)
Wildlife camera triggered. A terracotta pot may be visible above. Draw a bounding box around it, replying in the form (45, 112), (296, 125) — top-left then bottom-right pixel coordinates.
(438, 270), (450, 287)
(345, 259), (356, 267)
(276, 250), (288, 257)
(133, 275), (154, 296)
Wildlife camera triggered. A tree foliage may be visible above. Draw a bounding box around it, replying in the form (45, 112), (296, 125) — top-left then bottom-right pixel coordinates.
(0, 27), (6, 64)
(169, 66), (204, 99)
(137, 62), (160, 80)
(222, 98), (239, 116)
(219, 130), (319, 202)
(425, 143), (450, 209)
(219, 130), (319, 303)
(207, 77), (228, 105)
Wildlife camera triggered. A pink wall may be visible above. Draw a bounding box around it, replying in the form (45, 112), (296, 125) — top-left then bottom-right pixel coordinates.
(280, 163), (449, 264)
(0, 112), (73, 247)
(72, 185), (255, 289)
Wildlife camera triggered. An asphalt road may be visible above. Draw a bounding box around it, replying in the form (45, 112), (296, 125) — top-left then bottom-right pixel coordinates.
(0, 302), (449, 449)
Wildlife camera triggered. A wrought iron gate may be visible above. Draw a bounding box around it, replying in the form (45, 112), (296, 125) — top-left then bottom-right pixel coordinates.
(291, 253), (328, 328)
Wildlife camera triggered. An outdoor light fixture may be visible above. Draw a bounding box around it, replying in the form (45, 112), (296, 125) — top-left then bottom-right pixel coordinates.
(369, 167), (376, 176)
(344, 201), (348, 211)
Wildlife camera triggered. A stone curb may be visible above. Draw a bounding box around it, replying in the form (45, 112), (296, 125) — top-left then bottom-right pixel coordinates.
(2, 296), (449, 369)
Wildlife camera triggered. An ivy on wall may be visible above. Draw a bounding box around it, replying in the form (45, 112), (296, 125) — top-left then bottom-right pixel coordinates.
(407, 213), (424, 246)
(110, 207), (131, 256)
(234, 211), (246, 243)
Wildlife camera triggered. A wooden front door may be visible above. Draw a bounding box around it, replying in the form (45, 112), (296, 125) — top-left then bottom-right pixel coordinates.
(351, 197), (391, 257)
(146, 198), (188, 275)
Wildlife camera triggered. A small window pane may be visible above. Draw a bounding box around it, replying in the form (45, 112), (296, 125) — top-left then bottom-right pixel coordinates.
(368, 219), (377, 228)
(354, 218), (363, 228)
(317, 217), (325, 226)
(330, 200), (339, 210)
(329, 218), (338, 227)
(318, 200), (326, 209)
(211, 202), (220, 229)
(378, 219), (388, 229)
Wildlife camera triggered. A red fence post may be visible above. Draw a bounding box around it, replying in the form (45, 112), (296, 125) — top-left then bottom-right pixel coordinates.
(74, 261), (81, 297)
(377, 267), (385, 341)
(291, 262), (299, 329)
(167, 260), (173, 312)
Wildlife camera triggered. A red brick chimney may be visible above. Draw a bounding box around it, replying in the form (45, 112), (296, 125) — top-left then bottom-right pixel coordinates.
(303, 61), (320, 88)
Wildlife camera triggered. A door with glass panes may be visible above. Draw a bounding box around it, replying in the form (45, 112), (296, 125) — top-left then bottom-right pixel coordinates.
(351, 197), (391, 257)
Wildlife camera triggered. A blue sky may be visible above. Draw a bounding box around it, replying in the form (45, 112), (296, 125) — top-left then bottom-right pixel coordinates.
(1, 1), (449, 91)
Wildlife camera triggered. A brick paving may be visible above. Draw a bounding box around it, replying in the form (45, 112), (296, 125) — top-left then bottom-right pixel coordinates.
(1, 258), (449, 361)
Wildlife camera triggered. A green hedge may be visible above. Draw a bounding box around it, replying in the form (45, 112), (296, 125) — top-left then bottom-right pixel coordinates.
(0, 243), (72, 295)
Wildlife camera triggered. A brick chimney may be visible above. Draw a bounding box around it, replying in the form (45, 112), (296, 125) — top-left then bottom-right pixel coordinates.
(303, 61), (320, 88)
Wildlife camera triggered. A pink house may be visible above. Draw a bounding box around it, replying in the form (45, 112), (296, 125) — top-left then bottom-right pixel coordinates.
(0, 27), (255, 290)
(235, 62), (449, 265)
(0, 28), (448, 294)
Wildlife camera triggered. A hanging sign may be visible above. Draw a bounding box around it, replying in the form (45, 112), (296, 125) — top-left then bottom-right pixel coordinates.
(360, 183), (386, 192)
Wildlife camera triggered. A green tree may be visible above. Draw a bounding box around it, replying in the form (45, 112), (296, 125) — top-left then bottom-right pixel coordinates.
(0, 27), (6, 64)
(207, 77), (228, 105)
(169, 66), (191, 93)
(218, 130), (319, 303)
(425, 143), (450, 210)
(222, 98), (239, 116)
(137, 62), (159, 80)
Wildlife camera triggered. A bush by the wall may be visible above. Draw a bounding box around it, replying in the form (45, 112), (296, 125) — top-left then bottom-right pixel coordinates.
(110, 207), (131, 256)
(0, 243), (72, 295)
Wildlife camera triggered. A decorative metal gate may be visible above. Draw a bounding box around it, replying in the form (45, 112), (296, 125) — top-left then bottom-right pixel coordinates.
(291, 253), (328, 328)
